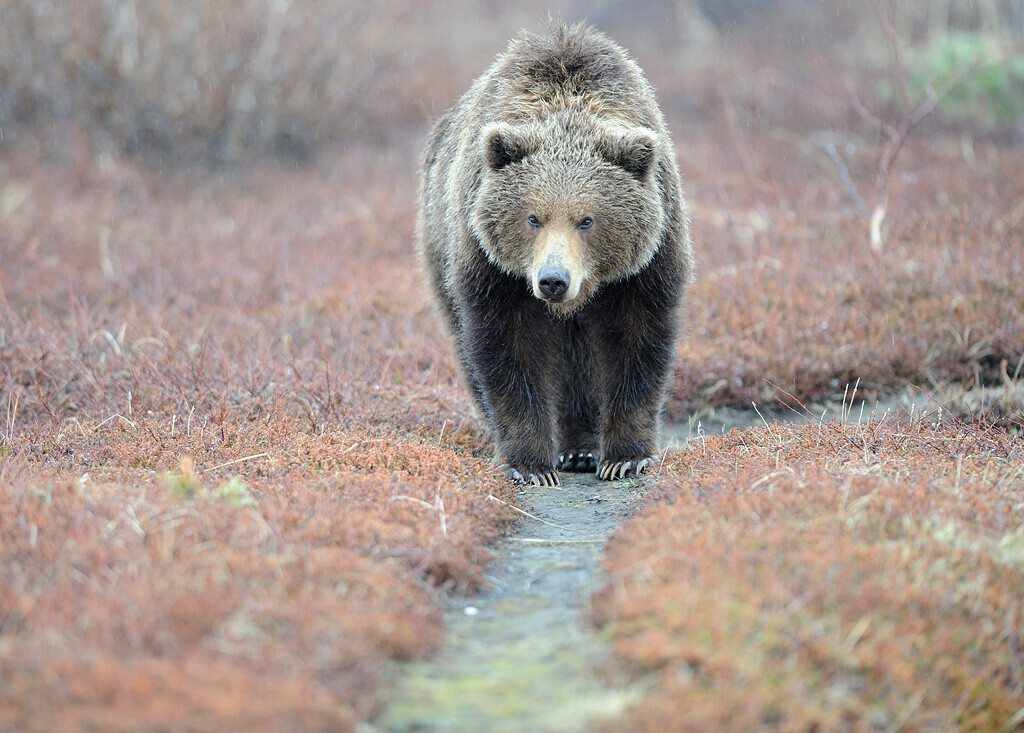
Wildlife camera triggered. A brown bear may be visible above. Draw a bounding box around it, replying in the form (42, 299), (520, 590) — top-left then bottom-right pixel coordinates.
(417, 22), (693, 486)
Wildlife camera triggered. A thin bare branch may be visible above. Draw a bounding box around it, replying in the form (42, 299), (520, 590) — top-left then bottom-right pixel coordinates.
(486, 494), (582, 533)
(203, 453), (270, 473)
(873, 0), (909, 108)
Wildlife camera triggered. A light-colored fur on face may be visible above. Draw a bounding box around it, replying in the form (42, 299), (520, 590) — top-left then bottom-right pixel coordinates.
(529, 221), (587, 303)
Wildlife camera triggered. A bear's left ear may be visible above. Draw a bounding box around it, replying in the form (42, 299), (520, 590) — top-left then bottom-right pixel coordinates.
(599, 127), (658, 181)
(483, 123), (536, 170)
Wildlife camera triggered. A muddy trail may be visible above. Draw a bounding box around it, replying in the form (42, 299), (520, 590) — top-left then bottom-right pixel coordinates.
(379, 473), (645, 732)
(374, 407), (815, 732)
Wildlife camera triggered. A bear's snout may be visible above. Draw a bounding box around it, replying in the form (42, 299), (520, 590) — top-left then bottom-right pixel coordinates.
(537, 266), (570, 301)
(531, 227), (585, 306)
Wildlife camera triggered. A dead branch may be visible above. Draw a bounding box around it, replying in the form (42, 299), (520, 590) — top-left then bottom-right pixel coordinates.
(854, 1), (973, 251)
(822, 141), (871, 218)
(873, 0), (909, 109)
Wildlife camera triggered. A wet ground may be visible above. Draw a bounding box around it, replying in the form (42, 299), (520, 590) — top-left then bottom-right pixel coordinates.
(378, 472), (648, 733)
(374, 402), (882, 732)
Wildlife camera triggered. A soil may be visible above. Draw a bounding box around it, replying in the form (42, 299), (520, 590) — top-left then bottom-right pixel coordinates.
(377, 473), (647, 733)
(374, 407), (809, 732)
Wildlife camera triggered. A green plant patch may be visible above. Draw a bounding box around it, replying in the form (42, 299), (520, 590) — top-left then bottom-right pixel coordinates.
(909, 32), (1024, 127)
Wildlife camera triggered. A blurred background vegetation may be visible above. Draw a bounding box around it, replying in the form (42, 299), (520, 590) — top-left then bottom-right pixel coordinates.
(1, 0), (1021, 164)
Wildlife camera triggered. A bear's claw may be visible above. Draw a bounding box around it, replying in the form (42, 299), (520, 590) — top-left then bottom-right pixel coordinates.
(505, 465), (560, 487)
(597, 456), (654, 481)
(557, 451), (599, 472)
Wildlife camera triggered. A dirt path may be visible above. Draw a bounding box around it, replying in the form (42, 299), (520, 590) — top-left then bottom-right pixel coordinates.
(379, 473), (646, 732)
(375, 409), (806, 732)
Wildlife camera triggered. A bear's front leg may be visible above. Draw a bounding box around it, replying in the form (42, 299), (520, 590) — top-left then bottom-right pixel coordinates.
(557, 313), (601, 473)
(590, 271), (682, 481)
(457, 267), (560, 487)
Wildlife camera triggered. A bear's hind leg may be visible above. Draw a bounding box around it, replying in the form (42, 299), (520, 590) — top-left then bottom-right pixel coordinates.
(557, 314), (601, 473)
(558, 447), (599, 473)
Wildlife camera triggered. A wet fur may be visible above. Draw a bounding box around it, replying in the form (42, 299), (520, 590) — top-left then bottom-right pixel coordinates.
(418, 22), (693, 484)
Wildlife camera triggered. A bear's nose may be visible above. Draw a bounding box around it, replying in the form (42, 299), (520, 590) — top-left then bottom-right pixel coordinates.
(537, 267), (570, 301)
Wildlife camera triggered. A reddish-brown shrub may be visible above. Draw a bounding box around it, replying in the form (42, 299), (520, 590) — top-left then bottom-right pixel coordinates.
(2, 7), (1021, 728)
(594, 415), (1024, 731)
(0, 141), (517, 731)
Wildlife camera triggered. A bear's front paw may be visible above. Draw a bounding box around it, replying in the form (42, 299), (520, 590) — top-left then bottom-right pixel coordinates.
(505, 464), (560, 487)
(557, 451), (599, 472)
(597, 456), (655, 481)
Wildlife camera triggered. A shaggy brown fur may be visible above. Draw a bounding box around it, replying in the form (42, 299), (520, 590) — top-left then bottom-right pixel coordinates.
(418, 22), (693, 485)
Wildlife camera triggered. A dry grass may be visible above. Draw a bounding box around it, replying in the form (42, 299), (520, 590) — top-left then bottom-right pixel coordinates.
(671, 129), (1024, 414)
(1, 2), (1022, 729)
(0, 142), (517, 731)
(594, 409), (1024, 731)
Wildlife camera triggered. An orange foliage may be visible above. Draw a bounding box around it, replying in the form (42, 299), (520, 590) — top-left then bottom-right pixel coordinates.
(0, 144), (515, 730)
(594, 414), (1024, 731)
(1, 5), (1022, 730)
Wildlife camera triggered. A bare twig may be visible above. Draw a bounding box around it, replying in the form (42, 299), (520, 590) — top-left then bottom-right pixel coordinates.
(823, 141), (871, 218)
(94, 413), (137, 430)
(873, 0), (909, 108)
(203, 453), (270, 473)
(858, 1), (973, 250)
(486, 494), (581, 533)
(847, 79), (897, 139)
(391, 493), (448, 536)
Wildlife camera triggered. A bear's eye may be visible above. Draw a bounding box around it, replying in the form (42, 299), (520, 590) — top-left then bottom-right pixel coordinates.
(578, 217), (594, 230)
(527, 214), (541, 228)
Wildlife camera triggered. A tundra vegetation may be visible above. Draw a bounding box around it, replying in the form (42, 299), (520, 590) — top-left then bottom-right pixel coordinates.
(1, 1), (1022, 731)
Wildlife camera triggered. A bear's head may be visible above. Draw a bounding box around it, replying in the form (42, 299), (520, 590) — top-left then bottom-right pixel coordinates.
(470, 114), (666, 316)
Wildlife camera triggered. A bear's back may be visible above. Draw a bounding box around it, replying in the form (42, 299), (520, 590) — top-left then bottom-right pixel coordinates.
(471, 22), (662, 130)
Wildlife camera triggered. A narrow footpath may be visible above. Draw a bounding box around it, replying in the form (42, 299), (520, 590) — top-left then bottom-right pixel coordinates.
(380, 472), (646, 732)
(377, 409), (801, 732)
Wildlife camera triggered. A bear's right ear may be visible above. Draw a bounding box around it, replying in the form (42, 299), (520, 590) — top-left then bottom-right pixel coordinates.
(483, 123), (535, 170)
